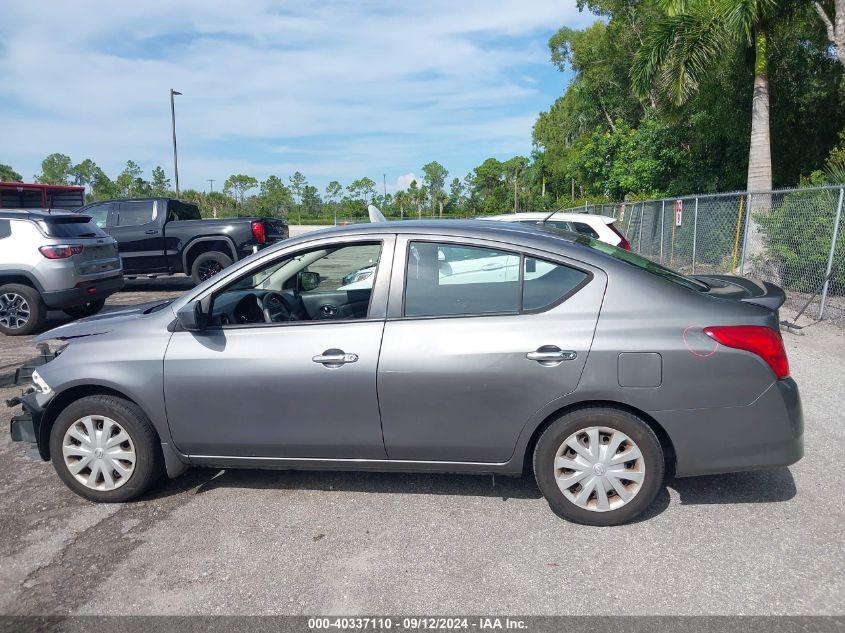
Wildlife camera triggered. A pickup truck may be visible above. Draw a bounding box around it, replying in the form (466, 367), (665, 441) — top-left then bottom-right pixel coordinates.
(76, 198), (288, 284)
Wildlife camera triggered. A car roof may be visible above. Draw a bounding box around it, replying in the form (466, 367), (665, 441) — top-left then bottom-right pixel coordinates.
(482, 212), (615, 224)
(275, 219), (625, 270)
(0, 208), (83, 221)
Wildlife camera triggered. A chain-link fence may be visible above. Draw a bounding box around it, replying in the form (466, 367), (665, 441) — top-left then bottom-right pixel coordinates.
(569, 185), (845, 322)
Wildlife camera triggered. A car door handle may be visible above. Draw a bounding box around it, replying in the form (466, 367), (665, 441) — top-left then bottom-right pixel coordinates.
(312, 349), (359, 367)
(145, 229), (159, 235)
(526, 347), (577, 364)
(482, 262), (504, 271)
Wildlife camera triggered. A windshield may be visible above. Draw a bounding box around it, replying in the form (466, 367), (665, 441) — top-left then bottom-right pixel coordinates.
(574, 235), (709, 292)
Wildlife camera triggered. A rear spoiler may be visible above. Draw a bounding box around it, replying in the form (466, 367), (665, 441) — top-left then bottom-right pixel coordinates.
(693, 275), (786, 311)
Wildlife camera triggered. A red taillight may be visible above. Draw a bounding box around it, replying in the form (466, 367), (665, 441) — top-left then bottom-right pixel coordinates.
(607, 223), (630, 250)
(39, 244), (83, 259)
(703, 325), (790, 379)
(251, 221), (266, 245)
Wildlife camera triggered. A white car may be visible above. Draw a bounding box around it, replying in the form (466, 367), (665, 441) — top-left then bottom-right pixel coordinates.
(480, 212), (630, 250)
(338, 243), (556, 291)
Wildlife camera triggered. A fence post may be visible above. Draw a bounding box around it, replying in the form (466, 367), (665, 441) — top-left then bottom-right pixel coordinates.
(739, 193), (753, 275)
(819, 186), (845, 320)
(637, 203), (645, 252)
(659, 200), (665, 264)
(692, 197), (699, 274)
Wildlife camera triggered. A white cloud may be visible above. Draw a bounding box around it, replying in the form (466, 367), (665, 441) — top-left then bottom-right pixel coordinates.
(392, 173), (421, 194)
(0, 0), (591, 189)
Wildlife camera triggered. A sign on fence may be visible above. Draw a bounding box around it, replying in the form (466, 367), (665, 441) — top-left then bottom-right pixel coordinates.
(674, 199), (682, 226)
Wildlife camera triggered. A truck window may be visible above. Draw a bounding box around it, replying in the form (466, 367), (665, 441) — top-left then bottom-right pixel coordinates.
(168, 200), (201, 221)
(116, 201), (156, 226)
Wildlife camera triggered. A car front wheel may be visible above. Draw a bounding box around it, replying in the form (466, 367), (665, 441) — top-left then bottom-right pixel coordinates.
(49, 395), (165, 502)
(533, 407), (664, 526)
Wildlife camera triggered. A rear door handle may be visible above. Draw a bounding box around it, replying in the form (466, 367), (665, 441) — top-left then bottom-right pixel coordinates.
(526, 346), (577, 365)
(312, 348), (358, 367)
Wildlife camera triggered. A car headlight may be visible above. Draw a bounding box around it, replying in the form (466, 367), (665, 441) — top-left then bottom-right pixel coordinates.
(31, 369), (52, 395)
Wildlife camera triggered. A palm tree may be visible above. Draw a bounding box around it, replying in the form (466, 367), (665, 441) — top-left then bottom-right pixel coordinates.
(631, 0), (784, 194)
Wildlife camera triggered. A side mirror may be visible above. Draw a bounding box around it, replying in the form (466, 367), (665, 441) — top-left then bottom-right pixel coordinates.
(298, 271), (321, 292)
(176, 300), (208, 332)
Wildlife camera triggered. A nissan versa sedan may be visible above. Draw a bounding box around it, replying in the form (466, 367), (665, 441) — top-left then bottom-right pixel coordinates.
(7, 221), (803, 525)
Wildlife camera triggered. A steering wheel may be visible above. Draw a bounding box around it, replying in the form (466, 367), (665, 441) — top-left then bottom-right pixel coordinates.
(261, 291), (294, 323)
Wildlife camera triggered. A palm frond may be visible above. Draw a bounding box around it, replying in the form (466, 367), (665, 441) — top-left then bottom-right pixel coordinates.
(632, 7), (733, 107)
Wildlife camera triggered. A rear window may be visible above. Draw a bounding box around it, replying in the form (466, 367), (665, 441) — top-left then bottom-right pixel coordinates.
(168, 200), (201, 221)
(577, 236), (709, 292)
(38, 217), (108, 238)
(572, 222), (599, 238)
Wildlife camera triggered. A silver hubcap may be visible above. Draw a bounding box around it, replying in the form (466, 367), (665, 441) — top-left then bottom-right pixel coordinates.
(62, 416), (136, 491)
(554, 426), (646, 512)
(0, 293), (30, 329)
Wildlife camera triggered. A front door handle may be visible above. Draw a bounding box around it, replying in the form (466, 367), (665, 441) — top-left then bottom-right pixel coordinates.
(145, 229), (159, 235)
(526, 346), (577, 366)
(312, 348), (358, 367)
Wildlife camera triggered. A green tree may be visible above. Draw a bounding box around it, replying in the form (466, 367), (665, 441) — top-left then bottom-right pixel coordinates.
(325, 180), (342, 204)
(631, 0), (791, 194)
(447, 177), (465, 212)
(150, 166), (171, 196)
(259, 176), (292, 215)
(37, 153), (73, 184)
(394, 189), (410, 218)
(421, 161), (448, 216)
(114, 160), (148, 197)
(70, 159), (100, 193)
(0, 164), (23, 182)
(347, 177), (376, 206)
(223, 174), (258, 204)
(289, 171), (307, 206)
(504, 156), (529, 212)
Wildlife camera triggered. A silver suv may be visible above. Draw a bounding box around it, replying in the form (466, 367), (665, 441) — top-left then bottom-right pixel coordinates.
(0, 209), (124, 336)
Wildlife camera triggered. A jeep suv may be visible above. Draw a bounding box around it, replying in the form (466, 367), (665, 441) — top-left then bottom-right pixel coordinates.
(0, 209), (124, 336)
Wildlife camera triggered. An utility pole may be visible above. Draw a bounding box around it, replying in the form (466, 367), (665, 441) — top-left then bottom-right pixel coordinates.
(383, 173), (387, 199)
(207, 179), (215, 193)
(170, 89), (182, 196)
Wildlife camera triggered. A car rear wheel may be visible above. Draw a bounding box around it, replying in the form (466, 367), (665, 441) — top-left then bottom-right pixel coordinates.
(0, 283), (46, 336)
(50, 395), (165, 502)
(533, 407), (664, 526)
(191, 252), (233, 285)
(63, 298), (106, 319)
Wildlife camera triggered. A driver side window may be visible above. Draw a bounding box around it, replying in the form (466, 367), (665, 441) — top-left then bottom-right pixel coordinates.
(209, 241), (382, 327)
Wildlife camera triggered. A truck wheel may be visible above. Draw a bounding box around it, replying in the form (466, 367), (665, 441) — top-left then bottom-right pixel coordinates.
(0, 283), (46, 336)
(63, 298), (106, 319)
(191, 252), (233, 285)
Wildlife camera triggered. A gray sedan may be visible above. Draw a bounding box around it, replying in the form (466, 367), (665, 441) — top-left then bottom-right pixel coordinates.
(8, 221), (803, 525)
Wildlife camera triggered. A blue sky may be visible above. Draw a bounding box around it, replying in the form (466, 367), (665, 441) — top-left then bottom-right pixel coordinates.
(0, 1), (593, 194)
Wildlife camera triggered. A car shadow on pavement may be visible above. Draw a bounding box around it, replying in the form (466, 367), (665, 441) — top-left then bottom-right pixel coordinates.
(667, 468), (797, 505)
(148, 468), (544, 502)
(142, 465), (797, 523)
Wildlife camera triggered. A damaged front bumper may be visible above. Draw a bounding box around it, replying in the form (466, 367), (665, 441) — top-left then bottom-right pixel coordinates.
(7, 389), (53, 460)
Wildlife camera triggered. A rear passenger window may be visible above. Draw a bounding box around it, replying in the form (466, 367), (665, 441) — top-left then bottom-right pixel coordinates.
(404, 241), (590, 317)
(117, 201), (156, 226)
(523, 257), (589, 311)
(404, 242), (520, 317)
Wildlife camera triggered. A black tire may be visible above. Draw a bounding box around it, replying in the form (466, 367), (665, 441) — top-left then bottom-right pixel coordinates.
(62, 298), (106, 319)
(191, 251), (233, 285)
(0, 283), (46, 336)
(49, 395), (165, 503)
(533, 407), (664, 526)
